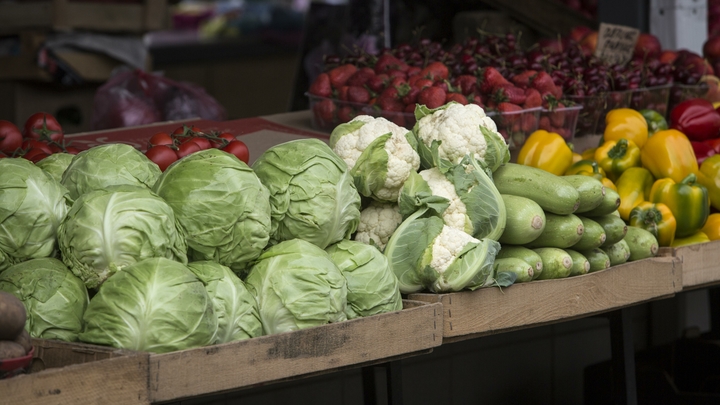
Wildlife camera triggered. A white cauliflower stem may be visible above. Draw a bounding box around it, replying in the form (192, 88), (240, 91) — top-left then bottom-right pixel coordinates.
(417, 103), (505, 164)
(354, 202), (403, 251)
(332, 115), (420, 202)
(419, 167), (468, 231)
(429, 225), (478, 273)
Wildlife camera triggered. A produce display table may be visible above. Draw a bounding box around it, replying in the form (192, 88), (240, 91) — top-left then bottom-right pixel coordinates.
(659, 240), (720, 290)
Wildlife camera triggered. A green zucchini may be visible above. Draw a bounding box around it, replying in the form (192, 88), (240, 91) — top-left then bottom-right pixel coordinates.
(565, 249), (590, 276)
(580, 187), (621, 217)
(572, 216), (607, 250)
(493, 163), (581, 215)
(499, 194), (546, 245)
(579, 248), (611, 272)
(494, 257), (534, 283)
(602, 239), (631, 266)
(524, 213), (584, 249)
(533, 247), (573, 280)
(624, 226), (659, 261)
(563, 175), (605, 213)
(496, 246), (544, 279)
(593, 214), (628, 247)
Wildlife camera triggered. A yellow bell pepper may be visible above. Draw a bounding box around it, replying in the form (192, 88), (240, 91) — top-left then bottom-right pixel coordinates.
(671, 231), (710, 247)
(517, 129), (573, 176)
(649, 173), (710, 238)
(581, 147), (597, 161)
(572, 152), (583, 164)
(640, 129), (699, 184)
(697, 154), (720, 211)
(594, 138), (641, 182)
(615, 167), (655, 221)
(701, 213), (720, 240)
(564, 159), (606, 179)
(629, 201), (677, 247)
(601, 177), (617, 192)
(604, 108), (649, 149)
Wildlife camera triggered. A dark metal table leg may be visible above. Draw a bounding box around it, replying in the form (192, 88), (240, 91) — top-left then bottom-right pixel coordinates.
(609, 308), (638, 405)
(709, 287), (720, 338)
(362, 361), (403, 405)
(362, 365), (378, 405)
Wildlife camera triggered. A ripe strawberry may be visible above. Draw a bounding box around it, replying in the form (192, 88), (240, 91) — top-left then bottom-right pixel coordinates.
(347, 86), (371, 104)
(497, 102), (523, 132)
(387, 69), (408, 80)
(404, 103), (416, 113)
(446, 92), (468, 105)
(521, 113), (537, 133)
(539, 116), (552, 131)
(337, 106), (357, 123)
(313, 99), (336, 127)
(531, 71), (562, 99)
(383, 111), (407, 128)
(337, 86), (349, 101)
(407, 66), (422, 77)
(549, 102), (567, 127)
(308, 73), (332, 97)
(401, 87), (421, 105)
(511, 70), (538, 89)
(479, 67), (511, 94)
(493, 84), (527, 105)
(347, 67), (375, 87)
(368, 74), (389, 93)
(420, 61), (449, 82)
(378, 87), (404, 112)
(328, 64), (358, 89)
(410, 77), (434, 89)
(390, 76), (408, 88)
(375, 53), (406, 74)
(418, 86), (447, 109)
(453, 75), (478, 95)
(523, 88), (542, 109)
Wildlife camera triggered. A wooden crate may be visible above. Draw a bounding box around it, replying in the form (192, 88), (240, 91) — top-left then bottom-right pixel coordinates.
(658, 240), (720, 290)
(1, 339), (150, 405)
(0, 0), (167, 34)
(409, 257), (682, 342)
(147, 300), (442, 403)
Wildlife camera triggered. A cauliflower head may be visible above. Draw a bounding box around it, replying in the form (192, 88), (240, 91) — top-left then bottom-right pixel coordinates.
(419, 167), (468, 231)
(354, 201), (403, 251)
(330, 115), (420, 202)
(415, 103), (508, 170)
(429, 225), (479, 274)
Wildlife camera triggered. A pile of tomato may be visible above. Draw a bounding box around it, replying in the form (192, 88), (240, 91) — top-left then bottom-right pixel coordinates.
(0, 113), (81, 163)
(145, 125), (249, 171)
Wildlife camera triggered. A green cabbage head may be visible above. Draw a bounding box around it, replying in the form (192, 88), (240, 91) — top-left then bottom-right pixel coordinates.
(0, 258), (88, 341)
(326, 240), (402, 319)
(58, 185), (188, 289)
(187, 261), (263, 343)
(0, 158), (70, 265)
(252, 138), (361, 249)
(79, 257), (217, 353)
(245, 239), (347, 335)
(152, 148), (271, 275)
(61, 144), (161, 200)
(36, 153), (74, 183)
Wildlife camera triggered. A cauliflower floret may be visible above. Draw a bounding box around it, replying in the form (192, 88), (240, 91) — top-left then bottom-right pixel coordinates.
(417, 103), (505, 165)
(354, 201), (403, 251)
(429, 225), (478, 274)
(419, 167), (468, 231)
(332, 115), (420, 202)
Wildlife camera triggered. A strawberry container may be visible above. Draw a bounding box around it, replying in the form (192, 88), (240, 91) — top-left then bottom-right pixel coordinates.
(627, 84), (672, 117)
(538, 105), (583, 142)
(668, 83), (713, 116)
(307, 93), (415, 131)
(566, 93), (608, 137)
(486, 107), (542, 150)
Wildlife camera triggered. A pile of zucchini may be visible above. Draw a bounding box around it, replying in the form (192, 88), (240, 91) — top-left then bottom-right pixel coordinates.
(492, 163), (659, 282)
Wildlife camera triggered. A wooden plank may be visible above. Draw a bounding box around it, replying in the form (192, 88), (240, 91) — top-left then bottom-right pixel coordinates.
(148, 300), (442, 403)
(409, 257), (681, 341)
(658, 240), (720, 290)
(0, 354), (150, 405)
(29, 339), (137, 372)
(477, 0), (598, 36)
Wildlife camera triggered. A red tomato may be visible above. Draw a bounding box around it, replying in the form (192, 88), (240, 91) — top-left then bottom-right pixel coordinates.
(64, 146), (82, 155)
(145, 145), (178, 171)
(22, 140), (53, 155)
(148, 132), (174, 149)
(218, 132), (235, 142)
(48, 143), (64, 154)
(172, 125), (203, 137)
(188, 136), (212, 150)
(0, 120), (23, 155)
(23, 113), (64, 143)
(176, 141), (202, 158)
(222, 140), (249, 164)
(209, 132), (235, 148)
(23, 148), (50, 163)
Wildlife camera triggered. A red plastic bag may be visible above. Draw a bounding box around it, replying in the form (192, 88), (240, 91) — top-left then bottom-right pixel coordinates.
(92, 69), (226, 130)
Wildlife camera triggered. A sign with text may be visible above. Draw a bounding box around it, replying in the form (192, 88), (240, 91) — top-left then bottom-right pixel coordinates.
(594, 23), (640, 65)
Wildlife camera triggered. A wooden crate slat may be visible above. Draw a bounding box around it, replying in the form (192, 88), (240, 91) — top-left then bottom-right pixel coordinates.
(659, 240), (720, 289)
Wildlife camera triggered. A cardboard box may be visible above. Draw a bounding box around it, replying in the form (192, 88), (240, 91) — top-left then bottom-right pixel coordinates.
(1, 339), (150, 405)
(0, 0), (168, 34)
(147, 300), (442, 403)
(409, 257), (682, 342)
(658, 240), (720, 290)
(0, 81), (97, 134)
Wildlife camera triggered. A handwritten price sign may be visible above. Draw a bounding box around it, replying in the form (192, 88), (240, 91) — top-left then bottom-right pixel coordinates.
(594, 23), (640, 65)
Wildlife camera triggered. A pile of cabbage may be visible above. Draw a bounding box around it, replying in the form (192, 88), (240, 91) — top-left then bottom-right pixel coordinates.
(0, 102), (515, 353)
